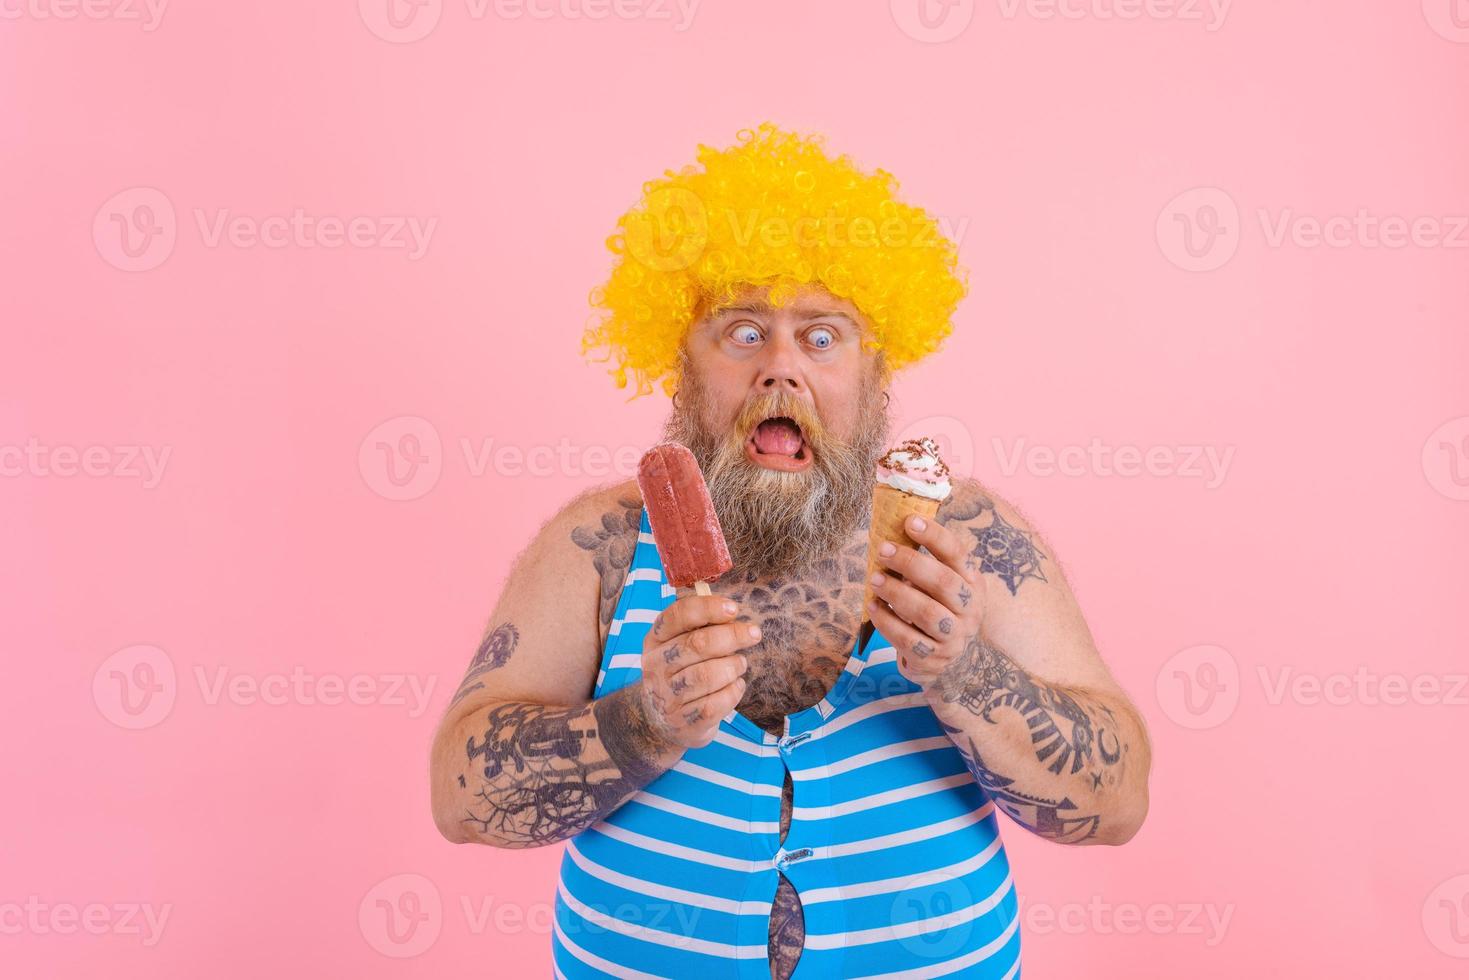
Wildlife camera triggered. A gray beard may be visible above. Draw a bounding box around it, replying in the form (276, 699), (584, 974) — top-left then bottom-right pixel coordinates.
(663, 392), (888, 580)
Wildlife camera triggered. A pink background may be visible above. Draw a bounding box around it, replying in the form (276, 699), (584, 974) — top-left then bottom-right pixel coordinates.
(4, 1), (1468, 976)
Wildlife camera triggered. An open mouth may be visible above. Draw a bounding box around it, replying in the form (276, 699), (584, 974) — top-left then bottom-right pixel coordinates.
(746, 416), (813, 472)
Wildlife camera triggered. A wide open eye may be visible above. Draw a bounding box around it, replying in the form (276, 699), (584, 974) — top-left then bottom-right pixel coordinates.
(731, 323), (762, 345)
(807, 327), (835, 349)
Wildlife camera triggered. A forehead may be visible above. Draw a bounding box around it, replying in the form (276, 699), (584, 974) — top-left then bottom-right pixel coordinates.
(701, 283), (867, 326)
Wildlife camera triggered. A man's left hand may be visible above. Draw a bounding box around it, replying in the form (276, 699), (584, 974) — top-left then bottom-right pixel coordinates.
(865, 512), (984, 689)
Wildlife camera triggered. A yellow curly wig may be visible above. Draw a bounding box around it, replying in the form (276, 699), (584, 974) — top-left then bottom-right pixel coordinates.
(582, 123), (968, 397)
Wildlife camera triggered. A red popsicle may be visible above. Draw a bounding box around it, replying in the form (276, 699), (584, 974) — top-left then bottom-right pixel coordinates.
(636, 443), (732, 595)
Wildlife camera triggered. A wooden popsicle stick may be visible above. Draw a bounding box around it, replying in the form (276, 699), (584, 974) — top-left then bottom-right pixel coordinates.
(694, 581), (712, 597)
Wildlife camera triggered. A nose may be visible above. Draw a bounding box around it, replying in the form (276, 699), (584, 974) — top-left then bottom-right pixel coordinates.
(757, 332), (805, 393)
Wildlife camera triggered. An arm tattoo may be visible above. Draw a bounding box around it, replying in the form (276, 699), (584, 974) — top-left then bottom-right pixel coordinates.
(449, 622), (519, 708)
(458, 686), (669, 845)
(936, 481), (995, 523)
(941, 721), (1102, 843)
(938, 480), (1048, 596)
(935, 636), (1125, 779)
(570, 495), (642, 633)
(967, 510), (1047, 596)
(593, 684), (672, 786)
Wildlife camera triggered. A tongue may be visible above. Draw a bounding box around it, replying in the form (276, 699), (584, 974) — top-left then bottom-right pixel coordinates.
(753, 419), (803, 456)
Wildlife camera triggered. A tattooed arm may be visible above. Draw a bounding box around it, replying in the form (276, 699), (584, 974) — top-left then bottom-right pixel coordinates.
(430, 483), (755, 848)
(865, 478), (1151, 846)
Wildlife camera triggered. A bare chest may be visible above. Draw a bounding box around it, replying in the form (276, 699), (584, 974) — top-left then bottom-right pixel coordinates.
(715, 538), (870, 735)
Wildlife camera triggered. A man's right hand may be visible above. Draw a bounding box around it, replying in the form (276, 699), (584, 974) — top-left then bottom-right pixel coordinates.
(636, 595), (760, 749)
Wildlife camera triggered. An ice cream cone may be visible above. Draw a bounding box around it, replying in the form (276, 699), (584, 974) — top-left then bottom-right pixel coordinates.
(862, 483), (943, 622)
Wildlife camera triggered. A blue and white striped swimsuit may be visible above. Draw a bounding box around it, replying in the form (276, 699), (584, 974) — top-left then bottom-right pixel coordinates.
(552, 508), (1022, 978)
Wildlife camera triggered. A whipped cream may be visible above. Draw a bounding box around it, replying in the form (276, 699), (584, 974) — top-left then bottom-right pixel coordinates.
(876, 436), (952, 501)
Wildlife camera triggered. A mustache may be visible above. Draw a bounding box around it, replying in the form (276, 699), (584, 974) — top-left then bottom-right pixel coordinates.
(731, 389), (828, 449)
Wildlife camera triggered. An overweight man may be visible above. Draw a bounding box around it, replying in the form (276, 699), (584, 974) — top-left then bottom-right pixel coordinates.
(430, 124), (1151, 979)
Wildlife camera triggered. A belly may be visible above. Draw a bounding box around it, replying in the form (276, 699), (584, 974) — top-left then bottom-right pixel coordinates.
(767, 772), (804, 979)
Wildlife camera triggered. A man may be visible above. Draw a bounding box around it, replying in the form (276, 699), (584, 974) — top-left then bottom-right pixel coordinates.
(430, 124), (1151, 979)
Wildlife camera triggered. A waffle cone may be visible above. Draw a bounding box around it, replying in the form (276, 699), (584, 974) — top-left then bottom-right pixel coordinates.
(862, 483), (943, 622)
